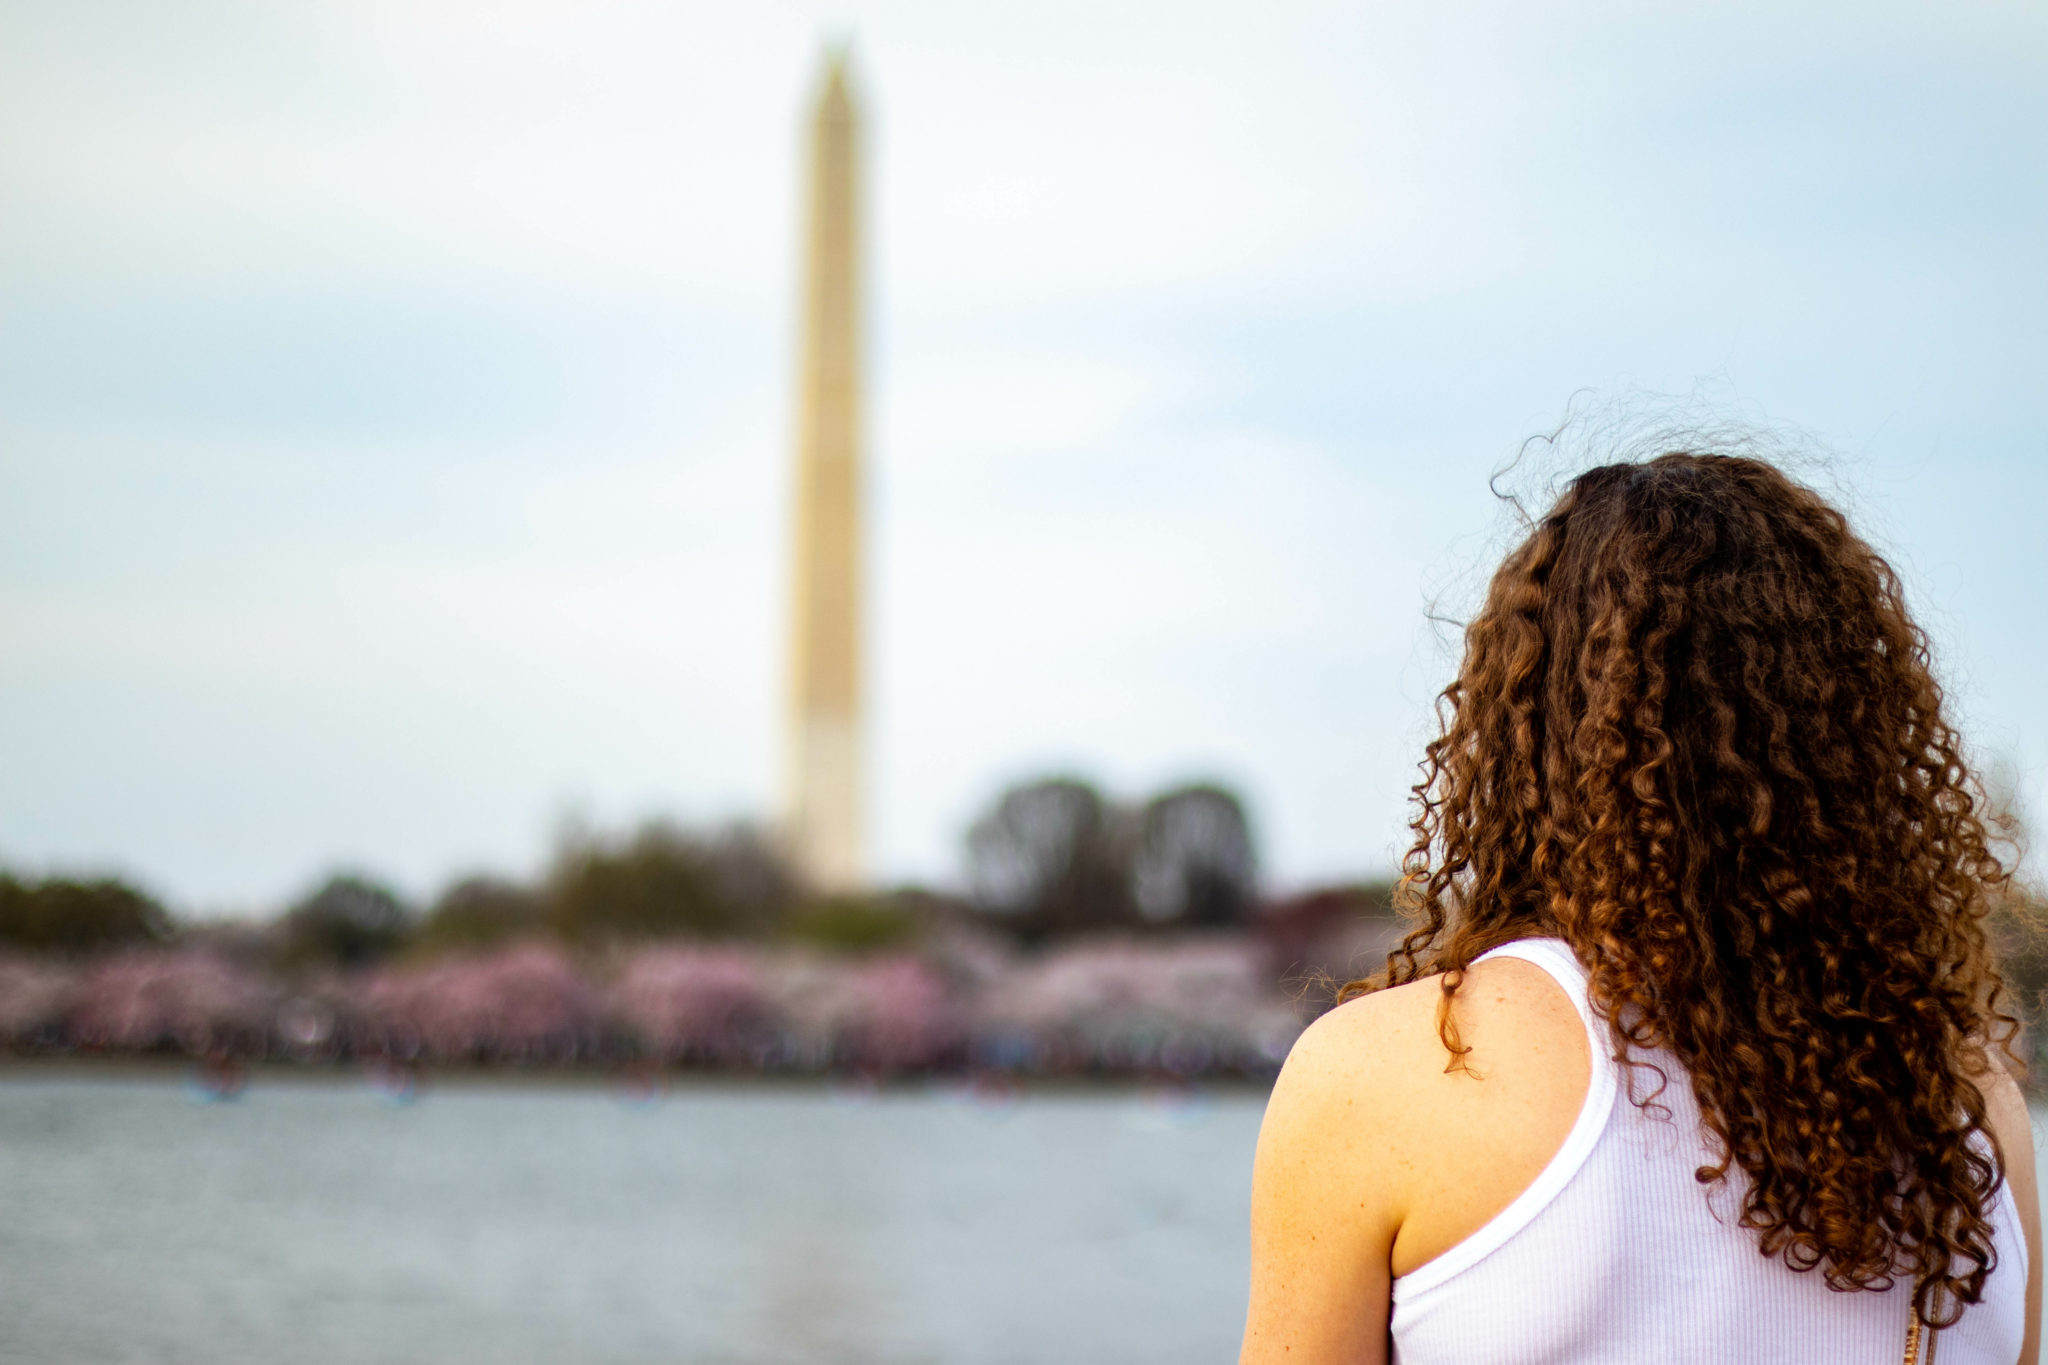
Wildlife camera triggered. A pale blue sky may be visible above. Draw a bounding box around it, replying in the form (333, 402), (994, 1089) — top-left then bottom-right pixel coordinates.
(2, 1), (2043, 912)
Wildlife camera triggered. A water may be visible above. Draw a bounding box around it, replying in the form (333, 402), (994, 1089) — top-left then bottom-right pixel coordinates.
(6, 1077), (2042, 1365)
(0, 1075), (1261, 1365)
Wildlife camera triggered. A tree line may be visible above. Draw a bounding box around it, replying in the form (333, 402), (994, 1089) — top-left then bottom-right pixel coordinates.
(0, 776), (1262, 966)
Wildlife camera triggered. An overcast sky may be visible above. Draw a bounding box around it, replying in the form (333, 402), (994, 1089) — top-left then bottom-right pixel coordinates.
(2, 1), (2044, 913)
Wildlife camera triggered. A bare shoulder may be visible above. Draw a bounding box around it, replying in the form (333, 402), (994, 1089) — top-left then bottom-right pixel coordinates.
(1970, 1046), (2042, 1365)
(1976, 1048), (2035, 1148)
(1248, 976), (1456, 1291)
(1262, 955), (1588, 1161)
(1278, 956), (1585, 1093)
(1252, 977), (1450, 1204)
(1973, 1047), (2039, 1217)
(1241, 953), (1596, 1363)
(1274, 974), (1450, 1097)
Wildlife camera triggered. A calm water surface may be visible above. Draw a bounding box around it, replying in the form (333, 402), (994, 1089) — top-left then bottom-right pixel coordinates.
(0, 1075), (1262, 1365)
(5, 1077), (2042, 1365)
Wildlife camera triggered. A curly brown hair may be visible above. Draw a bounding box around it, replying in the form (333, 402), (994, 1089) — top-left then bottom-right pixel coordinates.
(1343, 451), (2019, 1327)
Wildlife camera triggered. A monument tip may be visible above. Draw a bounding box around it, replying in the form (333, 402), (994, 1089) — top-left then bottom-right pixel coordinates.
(817, 40), (856, 109)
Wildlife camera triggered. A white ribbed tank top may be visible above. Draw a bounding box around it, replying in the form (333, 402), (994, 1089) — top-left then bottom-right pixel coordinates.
(1389, 937), (2029, 1364)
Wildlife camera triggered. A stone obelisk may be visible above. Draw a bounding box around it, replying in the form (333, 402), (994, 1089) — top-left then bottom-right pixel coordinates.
(783, 49), (865, 893)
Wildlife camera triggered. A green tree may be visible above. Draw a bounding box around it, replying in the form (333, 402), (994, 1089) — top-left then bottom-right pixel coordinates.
(964, 777), (1138, 941)
(783, 895), (917, 953)
(0, 875), (171, 955)
(1131, 783), (1259, 928)
(278, 873), (413, 968)
(543, 821), (801, 944)
(414, 876), (544, 954)
(547, 823), (722, 942)
(696, 823), (800, 938)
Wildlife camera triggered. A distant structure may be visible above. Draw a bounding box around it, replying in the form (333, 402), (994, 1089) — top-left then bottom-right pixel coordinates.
(782, 49), (866, 893)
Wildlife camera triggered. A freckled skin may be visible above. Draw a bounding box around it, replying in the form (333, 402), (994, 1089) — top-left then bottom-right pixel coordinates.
(1235, 960), (2044, 1365)
(1238, 959), (1586, 1365)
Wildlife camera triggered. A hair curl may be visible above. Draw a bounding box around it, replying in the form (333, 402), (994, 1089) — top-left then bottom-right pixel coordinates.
(1343, 452), (2019, 1327)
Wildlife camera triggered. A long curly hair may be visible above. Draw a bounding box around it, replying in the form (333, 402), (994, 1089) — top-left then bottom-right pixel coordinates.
(1343, 452), (2018, 1326)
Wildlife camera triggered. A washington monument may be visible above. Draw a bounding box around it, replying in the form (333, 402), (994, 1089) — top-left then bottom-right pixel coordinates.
(783, 49), (865, 893)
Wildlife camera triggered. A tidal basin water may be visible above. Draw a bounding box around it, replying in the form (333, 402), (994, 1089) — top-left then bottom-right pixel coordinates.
(0, 1074), (1262, 1365)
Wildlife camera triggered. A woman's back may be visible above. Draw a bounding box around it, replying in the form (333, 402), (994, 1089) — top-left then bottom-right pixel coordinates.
(1239, 452), (2043, 1365)
(1244, 933), (2037, 1363)
(1388, 938), (2031, 1363)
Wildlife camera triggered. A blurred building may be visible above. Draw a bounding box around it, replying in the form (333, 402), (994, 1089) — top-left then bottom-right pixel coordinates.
(783, 49), (866, 893)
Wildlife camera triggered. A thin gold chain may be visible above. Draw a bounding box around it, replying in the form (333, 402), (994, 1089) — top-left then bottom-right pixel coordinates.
(1903, 1309), (1940, 1365)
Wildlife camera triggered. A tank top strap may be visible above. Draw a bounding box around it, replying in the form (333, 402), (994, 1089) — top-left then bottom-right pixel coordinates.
(1394, 936), (1622, 1302)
